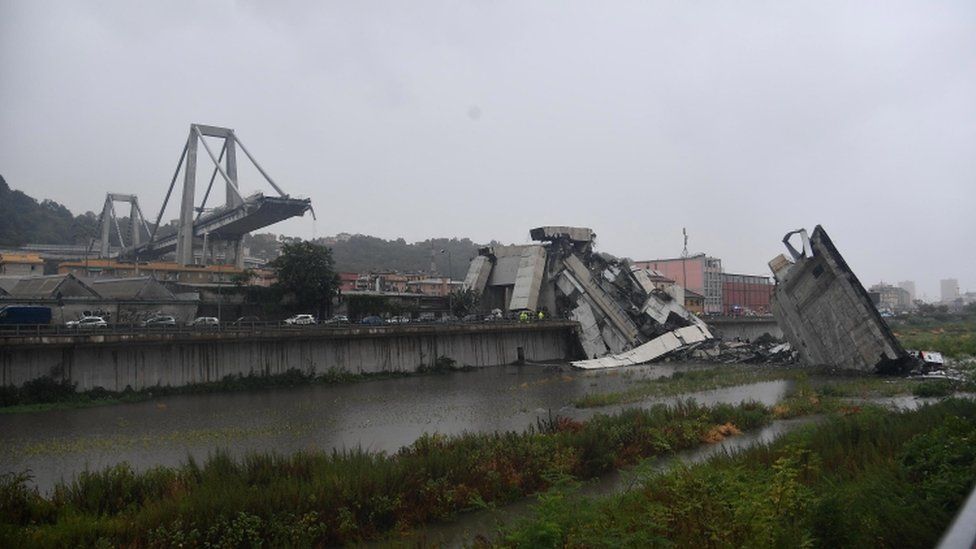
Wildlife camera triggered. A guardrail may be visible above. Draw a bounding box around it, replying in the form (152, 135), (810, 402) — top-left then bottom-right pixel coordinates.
(0, 319), (573, 341)
(938, 481), (976, 548)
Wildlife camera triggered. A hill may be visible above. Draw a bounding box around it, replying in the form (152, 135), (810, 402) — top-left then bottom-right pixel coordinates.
(1, 177), (486, 278)
(0, 175), (100, 247)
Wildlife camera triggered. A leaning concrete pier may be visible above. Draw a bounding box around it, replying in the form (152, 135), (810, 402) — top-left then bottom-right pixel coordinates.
(0, 322), (579, 391)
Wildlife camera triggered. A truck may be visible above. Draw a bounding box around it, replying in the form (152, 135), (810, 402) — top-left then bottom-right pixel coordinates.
(0, 306), (53, 325)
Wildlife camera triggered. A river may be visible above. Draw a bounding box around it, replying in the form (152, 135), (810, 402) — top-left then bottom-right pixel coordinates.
(1, 362), (795, 492)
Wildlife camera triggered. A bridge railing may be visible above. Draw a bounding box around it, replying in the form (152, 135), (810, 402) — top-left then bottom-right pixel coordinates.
(0, 318), (569, 340)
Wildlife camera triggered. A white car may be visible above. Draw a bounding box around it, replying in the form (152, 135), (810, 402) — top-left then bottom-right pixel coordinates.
(189, 317), (219, 327)
(67, 316), (108, 329)
(284, 314), (316, 326)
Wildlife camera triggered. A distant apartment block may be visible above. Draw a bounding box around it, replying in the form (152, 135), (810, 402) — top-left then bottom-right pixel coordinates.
(869, 282), (913, 313)
(941, 278), (960, 303)
(898, 280), (916, 302)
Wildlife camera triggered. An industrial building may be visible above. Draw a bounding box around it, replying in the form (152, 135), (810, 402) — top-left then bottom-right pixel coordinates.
(56, 259), (270, 286)
(633, 254), (724, 314)
(721, 272), (774, 316)
(0, 253), (44, 276)
(0, 273), (197, 324)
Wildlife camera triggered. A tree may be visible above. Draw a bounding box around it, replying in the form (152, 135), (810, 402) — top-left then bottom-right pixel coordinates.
(449, 288), (481, 317)
(231, 269), (257, 287)
(269, 241), (340, 318)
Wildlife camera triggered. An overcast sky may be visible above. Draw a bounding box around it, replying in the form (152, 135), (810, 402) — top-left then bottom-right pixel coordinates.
(1, 1), (973, 299)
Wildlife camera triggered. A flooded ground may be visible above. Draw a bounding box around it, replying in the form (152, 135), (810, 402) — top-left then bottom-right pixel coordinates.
(0, 362), (795, 492)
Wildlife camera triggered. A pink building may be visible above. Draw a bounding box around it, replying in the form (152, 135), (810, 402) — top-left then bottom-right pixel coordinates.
(634, 254), (724, 314)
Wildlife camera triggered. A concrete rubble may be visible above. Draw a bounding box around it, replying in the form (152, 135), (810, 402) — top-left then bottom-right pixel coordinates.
(462, 226), (712, 368)
(768, 225), (916, 374)
(667, 339), (798, 365)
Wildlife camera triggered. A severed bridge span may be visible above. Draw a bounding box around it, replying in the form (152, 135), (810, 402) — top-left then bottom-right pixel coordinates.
(96, 124), (312, 268)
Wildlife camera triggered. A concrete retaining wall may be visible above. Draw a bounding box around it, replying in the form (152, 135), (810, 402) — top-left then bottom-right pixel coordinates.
(1, 322), (577, 391)
(706, 317), (783, 342)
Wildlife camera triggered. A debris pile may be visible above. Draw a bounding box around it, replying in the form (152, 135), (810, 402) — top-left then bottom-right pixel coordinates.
(462, 226), (712, 368)
(667, 339), (798, 365)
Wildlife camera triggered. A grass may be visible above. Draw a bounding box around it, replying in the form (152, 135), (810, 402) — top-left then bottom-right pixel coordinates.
(892, 317), (976, 358)
(0, 358), (466, 414)
(498, 398), (976, 548)
(0, 399), (778, 547)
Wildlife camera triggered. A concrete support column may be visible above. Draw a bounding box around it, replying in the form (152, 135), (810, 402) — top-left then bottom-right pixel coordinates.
(129, 200), (141, 247)
(99, 197), (112, 258)
(225, 133), (242, 208)
(233, 238), (245, 269)
(175, 129), (198, 266)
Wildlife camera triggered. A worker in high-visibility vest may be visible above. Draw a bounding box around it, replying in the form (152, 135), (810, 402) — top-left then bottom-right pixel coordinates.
(537, 310), (545, 321)
(519, 311), (529, 323)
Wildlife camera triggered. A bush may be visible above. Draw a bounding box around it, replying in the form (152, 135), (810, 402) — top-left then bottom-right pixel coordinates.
(913, 380), (953, 398)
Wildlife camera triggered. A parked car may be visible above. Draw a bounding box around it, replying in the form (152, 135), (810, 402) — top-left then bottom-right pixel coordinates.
(284, 314), (317, 326)
(232, 316), (261, 326)
(142, 315), (176, 328)
(67, 316), (108, 329)
(189, 317), (219, 328)
(323, 315), (350, 325)
(360, 316), (384, 326)
(461, 314), (480, 322)
(417, 312), (437, 323)
(387, 316), (410, 324)
(484, 309), (504, 322)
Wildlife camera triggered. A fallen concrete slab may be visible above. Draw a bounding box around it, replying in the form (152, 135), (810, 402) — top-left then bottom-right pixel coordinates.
(572, 325), (712, 369)
(769, 225), (915, 373)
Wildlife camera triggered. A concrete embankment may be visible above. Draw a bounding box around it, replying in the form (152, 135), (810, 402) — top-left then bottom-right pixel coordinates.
(705, 316), (782, 342)
(0, 321), (579, 391)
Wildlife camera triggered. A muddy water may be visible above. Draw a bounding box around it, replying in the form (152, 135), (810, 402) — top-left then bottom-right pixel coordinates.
(0, 362), (793, 492)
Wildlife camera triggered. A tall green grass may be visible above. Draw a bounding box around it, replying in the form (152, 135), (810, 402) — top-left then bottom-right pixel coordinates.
(0, 400), (772, 546)
(893, 318), (976, 358)
(499, 398), (976, 548)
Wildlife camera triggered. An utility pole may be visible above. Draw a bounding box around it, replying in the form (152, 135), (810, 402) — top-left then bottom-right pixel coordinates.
(681, 227), (689, 293)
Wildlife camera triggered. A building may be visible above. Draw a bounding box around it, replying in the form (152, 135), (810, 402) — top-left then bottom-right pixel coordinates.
(941, 279), (960, 303)
(406, 277), (462, 296)
(633, 254), (724, 314)
(87, 277), (178, 301)
(898, 280), (916, 302)
(354, 272), (439, 294)
(58, 259), (252, 285)
(338, 272), (359, 293)
(0, 252), (44, 276)
(684, 289), (705, 314)
(0, 273), (197, 324)
(869, 282), (912, 313)
(721, 272), (774, 316)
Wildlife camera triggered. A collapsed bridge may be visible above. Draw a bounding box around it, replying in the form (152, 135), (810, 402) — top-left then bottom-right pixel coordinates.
(462, 226), (713, 368)
(97, 124), (312, 268)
